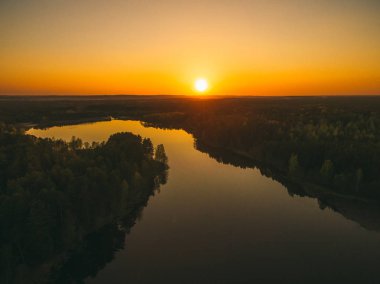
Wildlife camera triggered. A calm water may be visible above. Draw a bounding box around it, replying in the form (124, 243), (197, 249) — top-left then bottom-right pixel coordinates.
(28, 120), (380, 283)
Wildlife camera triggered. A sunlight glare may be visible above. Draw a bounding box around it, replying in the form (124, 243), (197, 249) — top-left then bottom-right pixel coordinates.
(194, 78), (209, 93)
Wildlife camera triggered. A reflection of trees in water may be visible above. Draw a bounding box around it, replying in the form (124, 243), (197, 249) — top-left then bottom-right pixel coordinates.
(50, 223), (126, 283)
(195, 139), (380, 232)
(49, 193), (156, 284)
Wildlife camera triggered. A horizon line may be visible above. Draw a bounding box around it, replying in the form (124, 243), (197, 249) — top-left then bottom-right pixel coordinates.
(1, 93), (380, 98)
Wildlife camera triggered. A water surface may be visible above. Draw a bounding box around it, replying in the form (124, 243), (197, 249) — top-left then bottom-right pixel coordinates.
(28, 120), (380, 283)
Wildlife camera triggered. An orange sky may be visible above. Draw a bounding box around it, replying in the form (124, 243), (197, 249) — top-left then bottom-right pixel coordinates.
(1, 0), (379, 96)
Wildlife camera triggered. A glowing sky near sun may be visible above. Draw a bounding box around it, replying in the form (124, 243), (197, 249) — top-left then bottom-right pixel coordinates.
(0, 0), (379, 96)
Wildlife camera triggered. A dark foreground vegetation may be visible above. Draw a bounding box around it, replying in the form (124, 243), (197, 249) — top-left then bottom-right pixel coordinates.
(0, 122), (168, 283)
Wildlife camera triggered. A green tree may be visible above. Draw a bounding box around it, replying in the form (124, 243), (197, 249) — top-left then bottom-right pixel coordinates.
(355, 168), (363, 191)
(320, 159), (334, 182)
(154, 144), (168, 165)
(142, 138), (154, 158)
(288, 153), (299, 176)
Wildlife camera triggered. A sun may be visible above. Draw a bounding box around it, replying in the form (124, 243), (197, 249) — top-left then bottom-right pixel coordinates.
(194, 78), (209, 93)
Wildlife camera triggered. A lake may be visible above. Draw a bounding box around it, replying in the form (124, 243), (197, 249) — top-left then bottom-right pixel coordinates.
(28, 120), (380, 283)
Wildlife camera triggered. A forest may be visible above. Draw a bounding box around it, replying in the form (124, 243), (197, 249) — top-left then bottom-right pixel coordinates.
(1, 95), (380, 282)
(0, 122), (168, 283)
(158, 97), (380, 197)
(1, 95), (379, 198)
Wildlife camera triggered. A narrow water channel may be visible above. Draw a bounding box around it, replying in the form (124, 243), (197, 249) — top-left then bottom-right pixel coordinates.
(28, 120), (380, 283)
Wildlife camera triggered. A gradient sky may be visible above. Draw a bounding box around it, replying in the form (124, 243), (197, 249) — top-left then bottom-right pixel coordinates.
(1, 0), (379, 96)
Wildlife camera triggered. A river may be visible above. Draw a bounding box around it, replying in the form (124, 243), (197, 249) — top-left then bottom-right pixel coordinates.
(28, 120), (380, 283)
